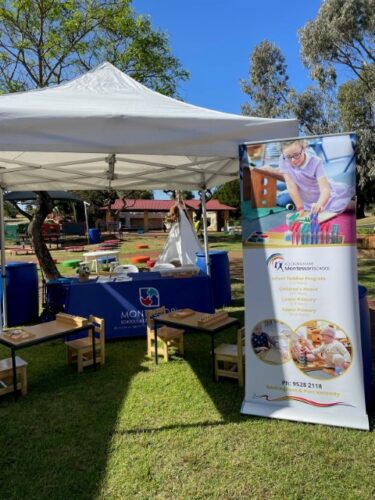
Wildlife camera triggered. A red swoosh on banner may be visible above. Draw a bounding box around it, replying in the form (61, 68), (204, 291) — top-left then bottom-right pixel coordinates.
(141, 297), (152, 306)
(255, 394), (353, 407)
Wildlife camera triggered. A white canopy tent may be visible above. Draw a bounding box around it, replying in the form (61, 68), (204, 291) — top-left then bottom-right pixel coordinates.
(0, 62), (298, 325)
(0, 62), (297, 191)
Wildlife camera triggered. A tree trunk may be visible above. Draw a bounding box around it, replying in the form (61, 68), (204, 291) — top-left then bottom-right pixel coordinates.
(356, 192), (366, 219)
(28, 192), (61, 280)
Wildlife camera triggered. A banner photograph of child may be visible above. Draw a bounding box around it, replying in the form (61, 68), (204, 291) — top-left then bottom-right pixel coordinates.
(291, 320), (352, 379)
(251, 319), (292, 365)
(240, 134), (356, 247)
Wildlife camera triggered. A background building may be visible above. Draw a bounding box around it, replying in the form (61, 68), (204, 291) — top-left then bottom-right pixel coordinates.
(101, 199), (235, 232)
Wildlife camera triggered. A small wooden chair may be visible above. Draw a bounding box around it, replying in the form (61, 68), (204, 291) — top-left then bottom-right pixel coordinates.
(146, 307), (184, 362)
(65, 315), (105, 372)
(0, 356), (28, 396)
(214, 327), (245, 386)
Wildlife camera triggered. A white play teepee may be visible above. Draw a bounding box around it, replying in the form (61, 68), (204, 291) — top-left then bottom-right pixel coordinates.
(156, 207), (203, 266)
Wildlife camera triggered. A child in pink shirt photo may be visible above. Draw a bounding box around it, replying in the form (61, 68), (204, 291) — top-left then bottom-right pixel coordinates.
(279, 139), (354, 215)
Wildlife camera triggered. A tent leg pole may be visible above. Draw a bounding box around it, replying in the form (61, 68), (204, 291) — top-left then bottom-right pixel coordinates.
(84, 201), (90, 245)
(0, 187), (8, 327)
(200, 188), (211, 277)
(71, 201), (77, 223)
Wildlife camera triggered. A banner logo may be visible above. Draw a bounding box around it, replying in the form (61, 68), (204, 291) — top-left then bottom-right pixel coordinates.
(267, 253), (285, 271)
(139, 287), (160, 307)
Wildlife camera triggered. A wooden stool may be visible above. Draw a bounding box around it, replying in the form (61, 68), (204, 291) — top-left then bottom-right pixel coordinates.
(214, 328), (245, 386)
(146, 307), (184, 362)
(66, 315), (105, 373)
(0, 357), (28, 396)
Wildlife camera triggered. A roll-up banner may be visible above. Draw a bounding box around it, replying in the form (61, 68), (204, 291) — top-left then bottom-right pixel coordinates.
(239, 133), (369, 430)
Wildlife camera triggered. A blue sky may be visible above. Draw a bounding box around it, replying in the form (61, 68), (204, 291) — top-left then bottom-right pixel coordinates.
(133, 0), (324, 114)
(133, 1), (324, 199)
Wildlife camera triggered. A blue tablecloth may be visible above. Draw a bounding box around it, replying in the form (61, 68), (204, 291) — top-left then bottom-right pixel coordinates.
(47, 274), (215, 339)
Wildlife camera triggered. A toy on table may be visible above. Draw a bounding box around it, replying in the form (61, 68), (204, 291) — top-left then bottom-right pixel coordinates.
(291, 222), (301, 245)
(310, 213), (320, 244)
(55, 312), (88, 327)
(300, 222), (309, 245)
(2, 329), (35, 342)
(330, 224), (340, 244)
(197, 311), (229, 327)
(169, 309), (195, 319)
(286, 212), (300, 227)
(283, 211), (343, 245)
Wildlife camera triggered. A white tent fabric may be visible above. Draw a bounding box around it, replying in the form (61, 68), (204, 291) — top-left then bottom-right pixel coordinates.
(0, 62), (298, 327)
(0, 62), (298, 191)
(156, 208), (203, 266)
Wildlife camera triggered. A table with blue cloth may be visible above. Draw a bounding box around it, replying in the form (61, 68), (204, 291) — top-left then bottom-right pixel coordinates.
(46, 272), (215, 339)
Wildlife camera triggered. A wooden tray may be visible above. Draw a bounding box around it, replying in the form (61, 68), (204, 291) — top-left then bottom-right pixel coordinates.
(2, 329), (36, 342)
(169, 309), (195, 319)
(55, 313), (88, 327)
(197, 311), (228, 327)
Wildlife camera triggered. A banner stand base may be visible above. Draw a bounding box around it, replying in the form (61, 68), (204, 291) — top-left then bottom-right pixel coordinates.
(241, 401), (369, 431)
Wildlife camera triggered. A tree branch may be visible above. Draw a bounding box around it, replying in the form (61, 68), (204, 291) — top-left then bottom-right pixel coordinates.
(9, 201), (32, 221)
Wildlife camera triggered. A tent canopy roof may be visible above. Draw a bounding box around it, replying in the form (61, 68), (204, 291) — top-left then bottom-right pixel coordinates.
(0, 62), (298, 191)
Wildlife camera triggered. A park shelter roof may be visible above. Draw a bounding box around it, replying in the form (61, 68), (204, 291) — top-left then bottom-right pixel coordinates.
(110, 199), (235, 211)
(4, 191), (81, 202)
(0, 62), (298, 191)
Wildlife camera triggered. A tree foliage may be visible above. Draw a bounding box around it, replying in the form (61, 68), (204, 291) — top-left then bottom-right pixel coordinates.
(338, 76), (375, 215)
(299, 0), (375, 90)
(72, 189), (154, 223)
(290, 85), (341, 135)
(212, 180), (240, 217)
(163, 190), (195, 201)
(119, 190), (154, 200)
(4, 200), (18, 218)
(241, 40), (291, 118)
(299, 0), (375, 213)
(0, 0), (189, 95)
(241, 40), (338, 136)
(338, 80), (371, 130)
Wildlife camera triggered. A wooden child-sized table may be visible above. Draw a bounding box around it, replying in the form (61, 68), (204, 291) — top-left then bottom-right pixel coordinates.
(0, 313), (95, 400)
(153, 309), (240, 380)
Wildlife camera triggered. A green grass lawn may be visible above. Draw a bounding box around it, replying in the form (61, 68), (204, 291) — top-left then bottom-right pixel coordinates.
(1, 332), (374, 499)
(0, 232), (374, 498)
(1, 330), (375, 499)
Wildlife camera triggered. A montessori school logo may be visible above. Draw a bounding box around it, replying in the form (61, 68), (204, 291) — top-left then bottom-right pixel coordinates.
(267, 253), (285, 271)
(139, 287), (160, 307)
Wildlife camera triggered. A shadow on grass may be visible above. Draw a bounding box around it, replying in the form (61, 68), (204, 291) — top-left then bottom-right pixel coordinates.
(112, 414), (261, 436)
(0, 339), (146, 499)
(178, 308), (247, 424)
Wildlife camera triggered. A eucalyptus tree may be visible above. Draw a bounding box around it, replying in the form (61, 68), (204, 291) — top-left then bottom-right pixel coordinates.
(300, 0), (375, 216)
